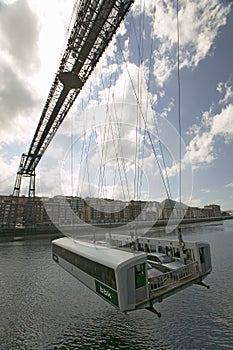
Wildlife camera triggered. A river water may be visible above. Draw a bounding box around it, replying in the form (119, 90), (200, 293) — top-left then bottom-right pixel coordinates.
(0, 220), (233, 350)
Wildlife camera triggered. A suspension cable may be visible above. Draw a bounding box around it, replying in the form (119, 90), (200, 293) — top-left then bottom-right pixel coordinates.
(117, 11), (175, 205)
(117, 39), (173, 204)
(176, 0), (185, 253)
(130, 2), (173, 202)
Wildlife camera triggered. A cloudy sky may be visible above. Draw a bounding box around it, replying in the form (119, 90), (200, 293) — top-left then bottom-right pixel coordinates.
(0, 0), (233, 211)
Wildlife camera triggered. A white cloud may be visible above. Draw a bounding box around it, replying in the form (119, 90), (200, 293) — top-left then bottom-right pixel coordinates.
(224, 183), (233, 188)
(0, 155), (21, 194)
(98, 62), (152, 108)
(163, 78), (233, 176)
(200, 188), (212, 193)
(134, 0), (231, 87)
(0, 0), (39, 73)
(187, 198), (204, 208)
(0, 0), (73, 145)
(212, 104), (233, 142)
(0, 1), (41, 143)
(217, 81), (233, 106)
(186, 131), (215, 167)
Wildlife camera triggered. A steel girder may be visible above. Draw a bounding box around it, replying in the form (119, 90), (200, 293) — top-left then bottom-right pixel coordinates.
(21, 0), (135, 174)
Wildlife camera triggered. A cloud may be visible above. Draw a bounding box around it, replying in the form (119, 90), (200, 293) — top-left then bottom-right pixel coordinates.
(159, 78), (233, 178)
(0, 1), (41, 143)
(0, 154), (21, 194)
(179, 80), (233, 170)
(0, 0), (39, 73)
(186, 131), (215, 168)
(0, 64), (40, 143)
(217, 81), (233, 106)
(187, 198), (204, 208)
(98, 62), (153, 109)
(200, 188), (212, 193)
(179, 1), (230, 66)
(133, 0), (231, 87)
(212, 104), (233, 142)
(0, 0), (75, 146)
(224, 183), (233, 188)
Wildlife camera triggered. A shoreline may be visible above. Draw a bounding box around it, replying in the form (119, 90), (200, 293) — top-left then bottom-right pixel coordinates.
(0, 216), (232, 242)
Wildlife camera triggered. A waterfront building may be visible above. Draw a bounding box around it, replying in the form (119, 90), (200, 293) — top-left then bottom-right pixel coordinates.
(0, 194), (224, 229)
(203, 204), (221, 217)
(185, 206), (203, 219)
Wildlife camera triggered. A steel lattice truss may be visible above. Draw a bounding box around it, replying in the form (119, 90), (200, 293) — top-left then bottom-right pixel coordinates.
(19, 0), (135, 176)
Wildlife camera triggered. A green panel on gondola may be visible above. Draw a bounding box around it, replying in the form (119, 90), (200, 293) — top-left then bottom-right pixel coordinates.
(95, 280), (119, 307)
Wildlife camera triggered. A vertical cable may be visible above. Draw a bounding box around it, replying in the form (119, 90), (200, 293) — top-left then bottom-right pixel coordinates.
(70, 119), (74, 197)
(176, 0), (182, 208)
(176, 0), (185, 254)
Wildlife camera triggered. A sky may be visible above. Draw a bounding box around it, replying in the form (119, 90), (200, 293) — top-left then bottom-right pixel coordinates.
(0, 0), (233, 211)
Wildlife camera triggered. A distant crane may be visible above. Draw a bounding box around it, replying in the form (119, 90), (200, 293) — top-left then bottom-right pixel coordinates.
(9, 0), (135, 227)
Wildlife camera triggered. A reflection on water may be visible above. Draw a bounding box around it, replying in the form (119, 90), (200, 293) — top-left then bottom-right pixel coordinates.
(0, 220), (233, 349)
(149, 220), (225, 238)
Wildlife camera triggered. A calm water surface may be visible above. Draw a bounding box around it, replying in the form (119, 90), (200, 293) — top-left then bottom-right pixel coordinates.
(0, 220), (233, 350)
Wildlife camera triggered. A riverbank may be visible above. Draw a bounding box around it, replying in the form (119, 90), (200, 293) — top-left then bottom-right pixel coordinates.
(0, 226), (64, 242)
(0, 216), (232, 242)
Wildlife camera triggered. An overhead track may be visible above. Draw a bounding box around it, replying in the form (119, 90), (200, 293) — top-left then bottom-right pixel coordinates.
(17, 0), (135, 176)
